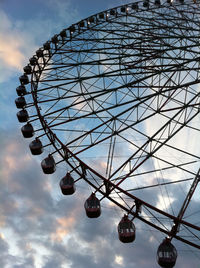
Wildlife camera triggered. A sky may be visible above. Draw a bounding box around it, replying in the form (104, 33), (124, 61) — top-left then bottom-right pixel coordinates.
(0, 0), (200, 267)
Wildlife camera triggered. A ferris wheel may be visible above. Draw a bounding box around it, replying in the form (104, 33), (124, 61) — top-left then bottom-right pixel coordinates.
(15, 0), (200, 266)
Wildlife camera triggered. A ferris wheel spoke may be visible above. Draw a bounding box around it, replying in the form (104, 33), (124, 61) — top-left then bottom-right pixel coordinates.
(36, 74), (200, 125)
(115, 112), (200, 162)
(40, 82), (170, 128)
(36, 47), (200, 105)
(82, 168), (200, 248)
(108, 128), (199, 184)
(109, 93), (200, 182)
(17, 0), (200, 259)
(121, 177), (194, 192)
(62, 90), (173, 151)
(42, 88), (199, 164)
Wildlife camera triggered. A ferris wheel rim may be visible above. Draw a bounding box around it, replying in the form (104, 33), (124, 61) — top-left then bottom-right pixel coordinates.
(17, 0), (200, 253)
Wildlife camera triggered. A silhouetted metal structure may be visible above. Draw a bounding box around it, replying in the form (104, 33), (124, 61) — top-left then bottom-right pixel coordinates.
(16, 0), (200, 266)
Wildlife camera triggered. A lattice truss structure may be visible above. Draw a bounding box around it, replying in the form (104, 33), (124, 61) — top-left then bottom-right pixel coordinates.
(16, 0), (200, 252)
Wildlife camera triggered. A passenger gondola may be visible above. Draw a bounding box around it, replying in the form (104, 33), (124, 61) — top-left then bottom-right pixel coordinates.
(121, 6), (126, 12)
(19, 74), (29, 85)
(143, 0), (149, 7)
(99, 13), (105, 19)
(15, 96), (26, 109)
(23, 64), (32, 74)
(60, 29), (67, 38)
(21, 123), (34, 138)
(41, 154), (56, 174)
(79, 21), (85, 28)
(51, 34), (58, 44)
(43, 41), (51, 51)
(29, 138), (43, 155)
(60, 172), (76, 195)
(118, 215), (136, 243)
(155, 0), (161, 5)
(16, 85), (27, 96)
(110, 9), (116, 16)
(157, 238), (177, 268)
(29, 56), (37, 66)
(88, 17), (95, 24)
(17, 109), (29, 122)
(84, 193), (101, 218)
(36, 48), (43, 58)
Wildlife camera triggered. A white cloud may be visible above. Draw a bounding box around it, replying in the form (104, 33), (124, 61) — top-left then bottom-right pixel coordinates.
(156, 194), (175, 212)
(0, 31), (25, 70)
(0, 0), (200, 266)
(0, 0), (80, 83)
(115, 255), (124, 266)
(0, 10), (36, 82)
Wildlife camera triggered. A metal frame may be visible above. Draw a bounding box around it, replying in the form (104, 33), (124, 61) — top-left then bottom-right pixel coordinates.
(18, 0), (200, 251)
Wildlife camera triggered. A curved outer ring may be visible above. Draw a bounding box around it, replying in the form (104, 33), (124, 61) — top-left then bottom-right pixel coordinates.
(29, 0), (200, 249)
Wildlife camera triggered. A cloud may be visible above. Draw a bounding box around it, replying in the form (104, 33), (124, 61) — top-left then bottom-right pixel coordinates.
(0, 0), (80, 83)
(0, 0), (200, 266)
(0, 36), (25, 70)
(50, 216), (76, 242)
(0, 123), (199, 266)
(0, 10), (36, 83)
(0, 11), (25, 82)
